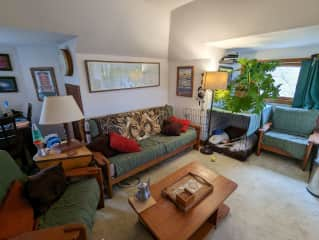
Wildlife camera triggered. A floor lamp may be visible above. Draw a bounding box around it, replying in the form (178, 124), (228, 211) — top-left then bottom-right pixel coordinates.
(200, 71), (228, 155)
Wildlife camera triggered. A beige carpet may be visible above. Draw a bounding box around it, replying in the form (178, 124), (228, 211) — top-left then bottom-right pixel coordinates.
(92, 150), (319, 240)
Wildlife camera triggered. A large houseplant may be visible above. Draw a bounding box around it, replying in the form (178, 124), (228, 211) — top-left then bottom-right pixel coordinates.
(219, 58), (281, 114)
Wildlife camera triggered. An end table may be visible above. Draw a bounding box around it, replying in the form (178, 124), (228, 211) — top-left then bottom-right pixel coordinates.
(33, 146), (92, 170)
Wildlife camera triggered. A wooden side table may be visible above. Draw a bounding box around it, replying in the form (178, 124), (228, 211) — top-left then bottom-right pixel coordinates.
(33, 146), (93, 170)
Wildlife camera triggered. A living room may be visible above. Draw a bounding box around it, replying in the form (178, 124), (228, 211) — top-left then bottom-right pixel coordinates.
(0, 0), (319, 240)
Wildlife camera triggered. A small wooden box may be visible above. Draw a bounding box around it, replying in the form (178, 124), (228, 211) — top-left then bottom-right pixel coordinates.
(176, 188), (195, 209)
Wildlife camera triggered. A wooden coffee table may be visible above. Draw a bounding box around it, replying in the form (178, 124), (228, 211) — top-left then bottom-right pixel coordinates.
(128, 161), (238, 240)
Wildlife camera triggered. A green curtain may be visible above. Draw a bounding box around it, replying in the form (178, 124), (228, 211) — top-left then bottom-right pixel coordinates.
(292, 59), (319, 109)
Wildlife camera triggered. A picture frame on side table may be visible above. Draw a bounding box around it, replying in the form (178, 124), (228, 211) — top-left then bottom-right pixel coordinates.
(0, 76), (18, 92)
(176, 66), (194, 97)
(31, 67), (59, 101)
(0, 54), (13, 71)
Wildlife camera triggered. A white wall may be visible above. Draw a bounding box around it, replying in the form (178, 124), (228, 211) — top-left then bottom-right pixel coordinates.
(168, 47), (225, 111)
(77, 53), (169, 118)
(236, 44), (319, 60)
(169, 0), (319, 60)
(0, 45), (28, 112)
(16, 45), (66, 123)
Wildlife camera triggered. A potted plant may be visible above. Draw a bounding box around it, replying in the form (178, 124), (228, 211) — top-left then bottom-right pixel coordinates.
(221, 58), (281, 114)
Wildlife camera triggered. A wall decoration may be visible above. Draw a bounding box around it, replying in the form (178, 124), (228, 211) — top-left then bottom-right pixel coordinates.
(85, 60), (160, 92)
(0, 54), (13, 71)
(59, 49), (74, 76)
(0, 77), (18, 92)
(30, 67), (59, 101)
(176, 66), (194, 97)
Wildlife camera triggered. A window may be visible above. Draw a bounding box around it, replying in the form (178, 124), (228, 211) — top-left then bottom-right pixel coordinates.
(270, 66), (301, 98)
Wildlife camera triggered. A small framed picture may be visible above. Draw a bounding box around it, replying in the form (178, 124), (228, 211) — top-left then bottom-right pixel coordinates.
(0, 54), (13, 71)
(176, 66), (194, 97)
(30, 67), (59, 101)
(0, 77), (18, 92)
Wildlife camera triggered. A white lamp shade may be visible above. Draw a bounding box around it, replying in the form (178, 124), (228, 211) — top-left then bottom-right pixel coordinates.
(203, 72), (228, 90)
(39, 96), (84, 125)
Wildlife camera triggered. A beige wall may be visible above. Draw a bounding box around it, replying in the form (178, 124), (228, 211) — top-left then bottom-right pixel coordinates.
(77, 53), (169, 118)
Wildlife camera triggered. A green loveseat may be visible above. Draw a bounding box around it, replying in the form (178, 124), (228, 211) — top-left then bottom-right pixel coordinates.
(85, 105), (200, 197)
(0, 150), (104, 237)
(257, 106), (319, 170)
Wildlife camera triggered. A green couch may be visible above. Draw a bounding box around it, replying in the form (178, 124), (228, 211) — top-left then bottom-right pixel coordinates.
(0, 150), (103, 236)
(257, 106), (319, 170)
(85, 105), (200, 197)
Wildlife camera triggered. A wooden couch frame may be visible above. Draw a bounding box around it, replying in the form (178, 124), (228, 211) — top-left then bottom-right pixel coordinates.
(256, 122), (314, 170)
(93, 123), (201, 198)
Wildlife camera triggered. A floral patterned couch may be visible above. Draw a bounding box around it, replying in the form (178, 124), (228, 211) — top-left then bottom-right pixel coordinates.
(84, 105), (200, 197)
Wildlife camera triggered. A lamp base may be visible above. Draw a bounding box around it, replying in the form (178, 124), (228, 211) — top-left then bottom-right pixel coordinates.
(53, 139), (83, 153)
(200, 144), (214, 155)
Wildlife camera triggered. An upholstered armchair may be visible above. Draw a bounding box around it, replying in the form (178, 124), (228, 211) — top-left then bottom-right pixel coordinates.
(0, 150), (104, 240)
(257, 106), (319, 170)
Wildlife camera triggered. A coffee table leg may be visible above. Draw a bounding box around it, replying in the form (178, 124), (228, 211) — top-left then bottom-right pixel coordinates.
(209, 203), (230, 228)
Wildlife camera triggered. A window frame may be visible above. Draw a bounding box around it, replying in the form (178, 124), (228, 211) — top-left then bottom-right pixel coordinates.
(259, 58), (309, 104)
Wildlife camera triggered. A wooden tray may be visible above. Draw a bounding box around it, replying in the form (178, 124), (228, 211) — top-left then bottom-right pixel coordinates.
(162, 172), (213, 212)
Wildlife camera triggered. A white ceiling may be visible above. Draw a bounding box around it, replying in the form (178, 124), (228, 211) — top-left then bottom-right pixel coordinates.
(145, 0), (194, 10)
(0, 28), (75, 46)
(207, 25), (319, 51)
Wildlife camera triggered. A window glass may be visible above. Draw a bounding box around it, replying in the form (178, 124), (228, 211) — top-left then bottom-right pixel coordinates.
(270, 66), (301, 98)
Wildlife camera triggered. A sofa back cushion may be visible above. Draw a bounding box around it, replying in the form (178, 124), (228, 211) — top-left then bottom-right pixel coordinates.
(88, 105), (173, 141)
(0, 150), (25, 204)
(272, 106), (319, 137)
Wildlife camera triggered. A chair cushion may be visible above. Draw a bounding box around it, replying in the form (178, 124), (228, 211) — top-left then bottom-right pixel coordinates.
(38, 178), (100, 233)
(109, 128), (197, 176)
(0, 150), (26, 203)
(0, 180), (34, 239)
(24, 163), (67, 217)
(263, 130), (309, 159)
(161, 120), (182, 136)
(109, 138), (167, 176)
(272, 106), (319, 137)
(168, 116), (190, 132)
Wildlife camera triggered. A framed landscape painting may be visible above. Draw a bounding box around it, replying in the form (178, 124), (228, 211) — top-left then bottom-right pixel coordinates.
(0, 77), (18, 92)
(0, 54), (13, 71)
(176, 66), (194, 97)
(30, 67), (59, 101)
(85, 60), (160, 92)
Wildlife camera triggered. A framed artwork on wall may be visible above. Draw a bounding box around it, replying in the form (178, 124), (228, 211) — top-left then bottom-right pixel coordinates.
(0, 54), (13, 71)
(30, 67), (59, 101)
(0, 76), (18, 92)
(176, 66), (194, 97)
(85, 60), (160, 92)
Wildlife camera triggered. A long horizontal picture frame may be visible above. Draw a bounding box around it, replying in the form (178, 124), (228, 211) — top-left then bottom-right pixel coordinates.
(85, 60), (160, 92)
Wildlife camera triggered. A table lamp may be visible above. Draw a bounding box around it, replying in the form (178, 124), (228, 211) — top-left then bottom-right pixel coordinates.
(200, 71), (228, 155)
(39, 96), (84, 152)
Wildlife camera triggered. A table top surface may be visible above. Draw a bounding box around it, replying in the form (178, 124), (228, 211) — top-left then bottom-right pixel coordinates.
(129, 161), (238, 240)
(33, 145), (92, 162)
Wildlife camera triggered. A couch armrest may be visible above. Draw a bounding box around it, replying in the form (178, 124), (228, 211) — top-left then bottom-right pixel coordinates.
(189, 123), (201, 150)
(259, 122), (272, 133)
(309, 132), (319, 144)
(11, 223), (87, 240)
(65, 167), (104, 209)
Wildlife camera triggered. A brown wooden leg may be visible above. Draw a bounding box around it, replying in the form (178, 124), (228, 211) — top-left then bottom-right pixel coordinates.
(256, 132), (264, 156)
(302, 142), (313, 171)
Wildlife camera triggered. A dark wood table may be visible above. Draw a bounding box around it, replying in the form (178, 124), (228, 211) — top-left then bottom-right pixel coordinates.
(129, 161), (238, 240)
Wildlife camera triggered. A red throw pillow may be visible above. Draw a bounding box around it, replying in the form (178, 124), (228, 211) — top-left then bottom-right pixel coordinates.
(110, 132), (141, 153)
(0, 180), (34, 239)
(169, 116), (190, 132)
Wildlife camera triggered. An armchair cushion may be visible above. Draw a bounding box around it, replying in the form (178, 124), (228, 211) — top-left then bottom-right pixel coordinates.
(0, 180), (34, 239)
(38, 178), (100, 233)
(263, 130), (309, 159)
(24, 163), (67, 216)
(272, 107), (318, 137)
